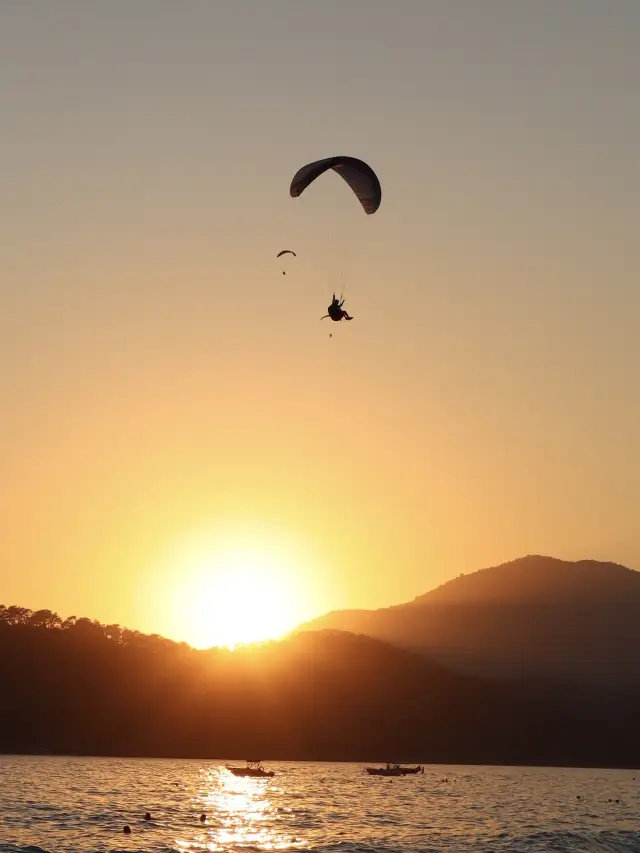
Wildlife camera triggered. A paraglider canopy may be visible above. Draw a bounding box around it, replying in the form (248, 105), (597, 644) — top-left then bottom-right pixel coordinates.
(290, 156), (381, 215)
(276, 248), (296, 275)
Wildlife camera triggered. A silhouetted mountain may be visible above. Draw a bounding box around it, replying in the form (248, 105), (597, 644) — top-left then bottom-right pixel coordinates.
(295, 556), (640, 687)
(0, 602), (639, 768)
(413, 555), (640, 604)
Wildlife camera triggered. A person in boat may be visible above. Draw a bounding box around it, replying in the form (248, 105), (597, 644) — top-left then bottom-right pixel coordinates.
(322, 294), (353, 322)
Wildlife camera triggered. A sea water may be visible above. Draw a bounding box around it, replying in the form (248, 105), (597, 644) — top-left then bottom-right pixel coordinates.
(0, 756), (638, 853)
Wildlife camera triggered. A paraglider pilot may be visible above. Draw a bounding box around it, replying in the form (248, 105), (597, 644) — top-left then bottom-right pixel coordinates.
(322, 294), (353, 322)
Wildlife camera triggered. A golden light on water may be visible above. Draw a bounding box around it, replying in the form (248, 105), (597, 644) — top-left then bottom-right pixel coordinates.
(175, 766), (307, 852)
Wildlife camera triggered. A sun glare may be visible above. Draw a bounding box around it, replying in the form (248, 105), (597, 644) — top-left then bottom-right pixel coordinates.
(157, 530), (313, 649)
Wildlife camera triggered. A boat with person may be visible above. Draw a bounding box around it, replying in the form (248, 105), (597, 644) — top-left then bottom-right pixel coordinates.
(365, 763), (424, 777)
(225, 760), (275, 778)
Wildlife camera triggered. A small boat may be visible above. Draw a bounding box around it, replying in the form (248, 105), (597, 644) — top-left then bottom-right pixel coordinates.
(365, 763), (424, 777)
(225, 760), (275, 778)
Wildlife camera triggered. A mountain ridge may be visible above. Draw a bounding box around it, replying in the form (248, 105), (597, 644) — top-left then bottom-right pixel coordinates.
(411, 555), (640, 604)
(293, 555), (640, 687)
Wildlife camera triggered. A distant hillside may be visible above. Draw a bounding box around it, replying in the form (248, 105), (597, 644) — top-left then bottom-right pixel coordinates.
(295, 556), (640, 687)
(1, 603), (639, 767)
(412, 555), (640, 604)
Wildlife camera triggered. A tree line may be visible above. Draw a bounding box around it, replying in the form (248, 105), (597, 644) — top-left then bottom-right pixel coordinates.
(1, 602), (639, 768)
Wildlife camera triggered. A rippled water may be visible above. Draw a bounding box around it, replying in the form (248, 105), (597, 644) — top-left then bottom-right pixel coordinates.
(0, 757), (638, 853)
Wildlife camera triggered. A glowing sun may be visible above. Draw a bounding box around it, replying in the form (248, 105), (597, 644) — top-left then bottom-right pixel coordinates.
(161, 533), (310, 649)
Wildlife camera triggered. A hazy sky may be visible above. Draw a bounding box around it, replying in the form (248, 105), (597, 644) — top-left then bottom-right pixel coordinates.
(1, 1), (639, 646)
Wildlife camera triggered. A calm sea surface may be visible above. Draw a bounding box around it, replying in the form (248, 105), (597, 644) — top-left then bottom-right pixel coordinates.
(0, 757), (638, 853)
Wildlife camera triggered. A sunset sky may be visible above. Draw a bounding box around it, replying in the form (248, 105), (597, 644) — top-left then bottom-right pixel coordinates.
(1, 1), (639, 648)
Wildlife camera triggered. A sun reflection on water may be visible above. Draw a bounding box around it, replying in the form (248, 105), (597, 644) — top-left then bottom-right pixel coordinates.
(176, 765), (308, 852)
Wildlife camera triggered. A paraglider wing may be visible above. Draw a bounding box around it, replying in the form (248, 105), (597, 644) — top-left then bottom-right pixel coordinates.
(276, 250), (297, 258)
(289, 156), (381, 215)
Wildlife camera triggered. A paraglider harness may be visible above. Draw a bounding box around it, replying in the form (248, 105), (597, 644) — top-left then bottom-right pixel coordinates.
(323, 294), (353, 322)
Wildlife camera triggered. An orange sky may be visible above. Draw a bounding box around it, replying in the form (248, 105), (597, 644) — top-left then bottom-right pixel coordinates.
(1, 2), (639, 648)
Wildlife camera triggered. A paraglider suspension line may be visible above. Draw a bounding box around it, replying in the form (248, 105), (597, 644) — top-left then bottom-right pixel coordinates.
(338, 269), (347, 303)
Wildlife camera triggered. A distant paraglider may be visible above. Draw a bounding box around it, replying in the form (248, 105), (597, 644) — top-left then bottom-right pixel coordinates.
(276, 249), (296, 275)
